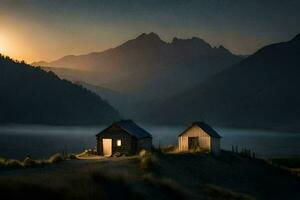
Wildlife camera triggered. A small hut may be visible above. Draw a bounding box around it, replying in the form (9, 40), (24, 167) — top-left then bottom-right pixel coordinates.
(178, 122), (221, 154)
(96, 120), (152, 156)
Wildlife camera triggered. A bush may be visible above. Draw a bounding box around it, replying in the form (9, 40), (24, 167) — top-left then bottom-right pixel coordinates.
(139, 151), (153, 172)
(35, 159), (48, 165)
(48, 153), (64, 163)
(0, 153), (66, 170)
(6, 159), (23, 168)
(139, 149), (147, 157)
(67, 154), (77, 160)
(0, 158), (6, 168)
(23, 157), (36, 167)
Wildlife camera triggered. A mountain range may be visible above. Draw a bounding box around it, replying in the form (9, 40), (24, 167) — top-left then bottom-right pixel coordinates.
(146, 34), (300, 131)
(30, 32), (300, 131)
(32, 32), (242, 101)
(0, 55), (119, 125)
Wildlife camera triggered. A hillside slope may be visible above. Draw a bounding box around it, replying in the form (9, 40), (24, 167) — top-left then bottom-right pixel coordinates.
(0, 55), (119, 125)
(148, 34), (300, 131)
(1, 152), (300, 200)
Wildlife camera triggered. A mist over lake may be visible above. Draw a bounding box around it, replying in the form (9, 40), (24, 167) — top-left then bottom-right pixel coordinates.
(0, 125), (300, 159)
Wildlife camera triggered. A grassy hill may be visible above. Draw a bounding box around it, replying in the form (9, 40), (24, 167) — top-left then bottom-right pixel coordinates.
(0, 152), (299, 200)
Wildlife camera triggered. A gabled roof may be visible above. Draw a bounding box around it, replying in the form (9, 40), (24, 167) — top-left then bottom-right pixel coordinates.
(179, 121), (222, 138)
(96, 120), (152, 139)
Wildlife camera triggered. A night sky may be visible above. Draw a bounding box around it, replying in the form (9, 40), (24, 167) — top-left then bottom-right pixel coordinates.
(1, 0), (300, 62)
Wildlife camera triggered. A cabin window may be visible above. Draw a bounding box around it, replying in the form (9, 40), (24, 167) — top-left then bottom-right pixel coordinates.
(117, 140), (122, 146)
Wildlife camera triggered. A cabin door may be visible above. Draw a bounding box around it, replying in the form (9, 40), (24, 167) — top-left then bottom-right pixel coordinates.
(188, 137), (199, 150)
(102, 139), (112, 156)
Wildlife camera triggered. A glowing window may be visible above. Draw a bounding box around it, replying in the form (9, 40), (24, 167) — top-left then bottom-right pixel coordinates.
(117, 140), (122, 146)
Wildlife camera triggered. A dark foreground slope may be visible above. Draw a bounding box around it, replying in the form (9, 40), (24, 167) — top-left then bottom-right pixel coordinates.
(0, 152), (300, 200)
(148, 34), (300, 131)
(0, 55), (119, 125)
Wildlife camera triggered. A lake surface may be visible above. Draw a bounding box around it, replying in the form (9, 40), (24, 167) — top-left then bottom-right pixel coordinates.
(0, 125), (300, 159)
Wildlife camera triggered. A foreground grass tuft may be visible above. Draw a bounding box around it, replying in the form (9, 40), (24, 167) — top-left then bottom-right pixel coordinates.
(23, 157), (36, 167)
(143, 175), (189, 200)
(48, 153), (64, 163)
(139, 150), (154, 172)
(199, 184), (254, 200)
(0, 153), (71, 169)
(5, 159), (23, 168)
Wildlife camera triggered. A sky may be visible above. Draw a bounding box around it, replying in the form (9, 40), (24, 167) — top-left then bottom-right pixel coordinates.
(0, 0), (300, 63)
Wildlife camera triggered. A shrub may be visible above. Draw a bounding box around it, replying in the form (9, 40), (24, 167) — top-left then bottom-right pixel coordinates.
(35, 159), (48, 165)
(48, 153), (64, 163)
(139, 149), (147, 157)
(67, 154), (77, 160)
(76, 149), (97, 158)
(23, 157), (36, 167)
(139, 153), (153, 172)
(5, 159), (23, 168)
(0, 158), (6, 168)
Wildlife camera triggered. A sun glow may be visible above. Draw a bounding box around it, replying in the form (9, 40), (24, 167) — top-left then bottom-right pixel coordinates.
(0, 32), (32, 62)
(0, 33), (9, 54)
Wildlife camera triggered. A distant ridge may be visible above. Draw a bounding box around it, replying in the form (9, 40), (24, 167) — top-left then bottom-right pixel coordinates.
(0, 55), (120, 125)
(32, 32), (242, 102)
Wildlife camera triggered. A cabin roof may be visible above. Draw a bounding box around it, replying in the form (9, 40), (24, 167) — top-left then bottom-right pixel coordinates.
(96, 120), (152, 139)
(179, 121), (221, 138)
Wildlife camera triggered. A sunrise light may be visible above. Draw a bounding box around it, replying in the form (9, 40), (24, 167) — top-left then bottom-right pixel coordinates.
(0, 33), (9, 54)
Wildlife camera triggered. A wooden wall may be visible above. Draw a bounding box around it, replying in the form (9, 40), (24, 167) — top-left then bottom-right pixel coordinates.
(178, 125), (220, 154)
(96, 126), (137, 156)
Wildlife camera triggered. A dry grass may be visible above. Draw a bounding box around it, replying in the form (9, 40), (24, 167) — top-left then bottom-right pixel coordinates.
(160, 145), (210, 154)
(267, 157), (300, 176)
(76, 149), (97, 158)
(160, 145), (178, 153)
(139, 150), (154, 172)
(5, 159), (23, 168)
(48, 153), (64, 163)
(198, 184), (254, 200)
(67, 154), (77, 160)
(142, 175), (190, 200)
(0, 153), (68, 169)
(90, 171), (142, 199)
(0, 170), (143, 200)
(23, 157), (36, 167)
(0, 151), (299, 200)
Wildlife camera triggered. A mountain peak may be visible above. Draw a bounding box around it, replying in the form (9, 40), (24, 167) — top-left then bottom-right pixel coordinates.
(136, 32), (162, 41)
(171, 36), (211, 49)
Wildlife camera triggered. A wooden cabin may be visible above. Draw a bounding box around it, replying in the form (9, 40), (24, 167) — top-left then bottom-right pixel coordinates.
(178, 122), (221, 154)
(96, 120), (152, 156)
